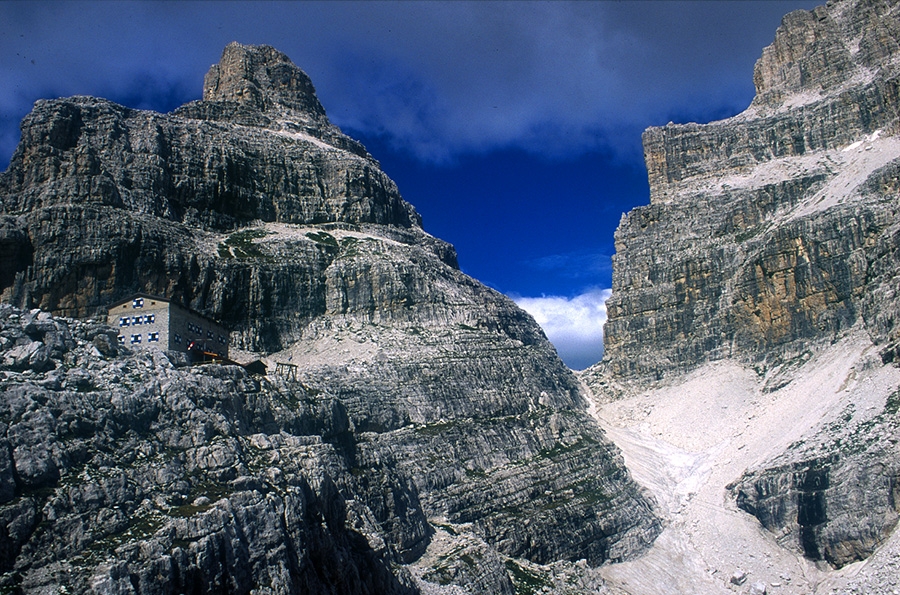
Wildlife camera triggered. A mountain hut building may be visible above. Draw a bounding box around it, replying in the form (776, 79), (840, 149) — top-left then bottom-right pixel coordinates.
(107, 294), (229, 359)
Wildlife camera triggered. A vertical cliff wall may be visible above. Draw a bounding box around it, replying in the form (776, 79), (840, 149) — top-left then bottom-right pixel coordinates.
(602, 0), (900, 382)
(592, 0), (900, 574)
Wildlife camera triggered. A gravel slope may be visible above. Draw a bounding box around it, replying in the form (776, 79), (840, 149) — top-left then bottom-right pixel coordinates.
(585, 330), (900, 595)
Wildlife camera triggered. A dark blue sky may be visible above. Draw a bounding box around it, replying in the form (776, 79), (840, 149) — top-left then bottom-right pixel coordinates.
(1, 1), (822, 368)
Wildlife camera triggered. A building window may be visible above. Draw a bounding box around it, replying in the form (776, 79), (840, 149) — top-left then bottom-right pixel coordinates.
(131, 334), (142, 344)
(145, 314), (155, 324)
(174, 334), (182, 344)
(208, 330), (214, 339)
(148, 332), (159, 342)
(132, 316), (142, 325)
(133, 298), (144, 308)
(119, 317), (130, 327)
(118, 335), (125, 345)
(218, 335), (226, 344)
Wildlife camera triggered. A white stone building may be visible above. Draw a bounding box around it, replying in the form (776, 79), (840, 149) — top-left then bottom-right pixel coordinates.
(107, 294), (229, 358)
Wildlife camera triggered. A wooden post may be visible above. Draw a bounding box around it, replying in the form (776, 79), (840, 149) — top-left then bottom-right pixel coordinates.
(275, 362), (298, 381)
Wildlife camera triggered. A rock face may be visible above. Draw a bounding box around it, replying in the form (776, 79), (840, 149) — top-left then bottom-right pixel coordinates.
(0, 306), (420, 595)
(0, 41), (424, 351)
(591, 0), (900, 573)
(0, 43), (659, 593)
(731, 400), (900, 568)
(602, 0), (900, 382)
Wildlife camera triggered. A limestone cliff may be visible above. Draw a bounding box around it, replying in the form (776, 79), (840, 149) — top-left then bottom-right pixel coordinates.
(0, 41), (430, 352)
(0, 43), (659, 593)
(590, 0), (900, 574)
(602, 0), (900, 381)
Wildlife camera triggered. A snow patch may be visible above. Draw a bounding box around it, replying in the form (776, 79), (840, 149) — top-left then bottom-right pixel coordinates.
(272, 126), (337, 151)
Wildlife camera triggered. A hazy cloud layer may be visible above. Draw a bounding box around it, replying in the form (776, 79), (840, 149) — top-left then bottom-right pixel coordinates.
(1, 1), (820, 168)
(514, 288), (612, 370)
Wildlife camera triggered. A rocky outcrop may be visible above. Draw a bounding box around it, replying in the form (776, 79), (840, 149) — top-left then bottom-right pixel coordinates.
(0, 304), (656, 593)
(601, 0), (900, 382)
(0, 41), (426, 350)
(0, 43), (660, 592)
(731, 389), (900, 568)
(0, 305), (420, 594)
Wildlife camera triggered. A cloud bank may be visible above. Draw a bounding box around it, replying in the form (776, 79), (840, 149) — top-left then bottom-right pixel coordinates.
(513, 288), (612, 370)
(1, 1), (821, 169)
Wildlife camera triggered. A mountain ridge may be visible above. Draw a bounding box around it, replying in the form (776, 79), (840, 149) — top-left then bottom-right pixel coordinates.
(0, 42), (659, 594)
(3, 0), (900, 592)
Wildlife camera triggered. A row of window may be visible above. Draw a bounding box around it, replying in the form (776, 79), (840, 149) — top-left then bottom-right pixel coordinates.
(116, 332), (227, 346)
(118, 332), (160, 345)
(119, 314), (156, 327)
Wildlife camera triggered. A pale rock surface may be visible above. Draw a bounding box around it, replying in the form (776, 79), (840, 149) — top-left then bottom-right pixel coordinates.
(585, 331), (900, 595)
(601, 0), (900, 383)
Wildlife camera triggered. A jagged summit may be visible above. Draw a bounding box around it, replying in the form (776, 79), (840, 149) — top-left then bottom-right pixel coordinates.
(202, 42), (328, 118)
(642, 0), (900, 199)
(0, 41), (429, 324)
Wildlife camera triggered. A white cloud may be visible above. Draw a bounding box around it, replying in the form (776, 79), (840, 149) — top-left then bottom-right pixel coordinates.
(513, 288), (611, 370)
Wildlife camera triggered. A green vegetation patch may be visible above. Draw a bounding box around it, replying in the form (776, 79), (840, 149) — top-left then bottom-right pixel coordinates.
(339, 236), (360, 257)
(219, 228), (271, 259)
(735, 226), (763, 243)
(431, 522), (459, 536)
(188, 480), (233, 504)
(306, 231), (338, 247)
(505, 559), (552, 595)
(170, 501), (214, 517)
(538, 436), (596, 460)
(415, 420), (458, 436)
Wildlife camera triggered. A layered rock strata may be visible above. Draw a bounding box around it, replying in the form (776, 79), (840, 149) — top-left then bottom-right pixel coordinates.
(0, 306), (421, 594)
(0, 43), (660, 592)
(591, 0), (900, 573)
(0, 42), (430, 352)
(731, 395), (900, 568)
(602, 0), (900, 381)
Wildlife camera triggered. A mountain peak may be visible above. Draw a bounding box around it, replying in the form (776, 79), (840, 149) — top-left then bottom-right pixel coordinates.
(202, 42), (327, 117)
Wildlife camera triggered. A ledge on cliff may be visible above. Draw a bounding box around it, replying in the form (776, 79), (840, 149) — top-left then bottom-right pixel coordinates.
(642, 0), (900, 199)
(0, 40), (662, 595)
